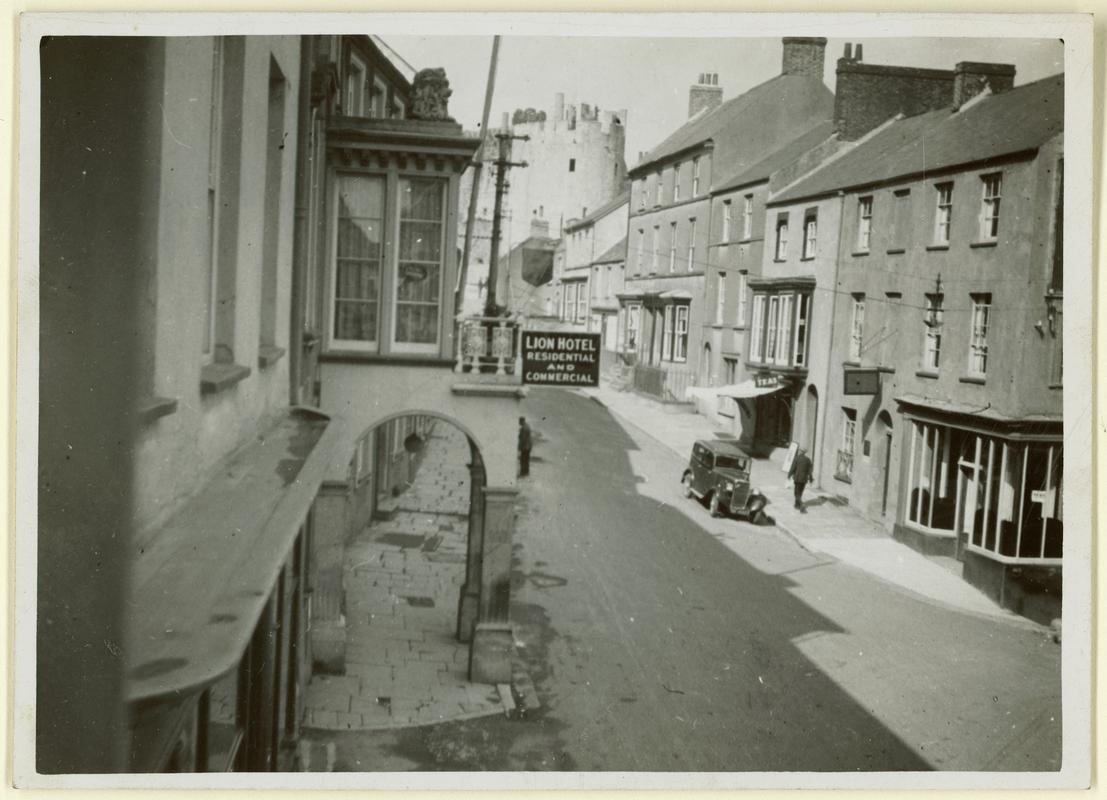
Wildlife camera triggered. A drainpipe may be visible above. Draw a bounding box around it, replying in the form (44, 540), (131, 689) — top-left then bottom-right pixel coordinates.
(816, 190), (848, 487)
(289, 36), (314, 406)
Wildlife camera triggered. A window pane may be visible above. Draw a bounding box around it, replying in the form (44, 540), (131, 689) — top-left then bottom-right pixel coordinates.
(334, 175), (384, 343)
(396, 178), (445, 345)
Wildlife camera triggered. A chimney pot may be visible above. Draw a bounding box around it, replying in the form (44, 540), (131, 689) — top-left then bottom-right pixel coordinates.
(855, 44), (863, 61)
(844, 42), (852, 60)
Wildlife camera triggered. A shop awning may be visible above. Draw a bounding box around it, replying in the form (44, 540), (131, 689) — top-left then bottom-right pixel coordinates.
(686, 379), (785, 402)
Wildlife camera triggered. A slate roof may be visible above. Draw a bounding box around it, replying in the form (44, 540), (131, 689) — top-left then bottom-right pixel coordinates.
(712, 120), (835, 195)
(772, 73), (1064, 204)
(592, 236), (627, 265)
(563, 192), (630, 233)
(630, 74), (834, 179)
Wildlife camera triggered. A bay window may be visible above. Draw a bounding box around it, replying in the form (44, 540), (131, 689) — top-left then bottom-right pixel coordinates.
(330, 172), (448, 354)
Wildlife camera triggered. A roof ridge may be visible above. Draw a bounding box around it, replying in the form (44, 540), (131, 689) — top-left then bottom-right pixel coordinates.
(768, 113), (903, 203)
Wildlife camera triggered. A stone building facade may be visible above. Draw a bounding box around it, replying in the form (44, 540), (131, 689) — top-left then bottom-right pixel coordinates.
(764, 70), (1064, 621)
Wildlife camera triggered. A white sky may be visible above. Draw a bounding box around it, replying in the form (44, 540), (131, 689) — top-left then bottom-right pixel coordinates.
(385, 36), (1064, 161)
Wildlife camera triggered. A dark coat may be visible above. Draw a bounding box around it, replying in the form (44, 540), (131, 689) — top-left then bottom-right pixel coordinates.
(518, 423), (532, 452)
(789, 451), (813, 484)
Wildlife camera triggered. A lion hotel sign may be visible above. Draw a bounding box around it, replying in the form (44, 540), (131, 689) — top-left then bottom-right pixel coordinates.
(522, 332), (601, 387)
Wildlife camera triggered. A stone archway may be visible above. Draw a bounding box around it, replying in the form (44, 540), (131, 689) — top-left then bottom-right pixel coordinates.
(311, 408), (518, 686)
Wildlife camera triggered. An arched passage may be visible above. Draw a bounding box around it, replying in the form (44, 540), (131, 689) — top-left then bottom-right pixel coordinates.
(310, 400), (518, 686)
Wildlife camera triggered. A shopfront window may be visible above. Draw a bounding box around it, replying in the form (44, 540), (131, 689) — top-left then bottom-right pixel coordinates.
(905, 420), (1062, 561)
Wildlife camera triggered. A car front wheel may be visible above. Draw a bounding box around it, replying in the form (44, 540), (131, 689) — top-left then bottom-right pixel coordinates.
(682, 473), (694, 498)
(709, 492), (721, 517)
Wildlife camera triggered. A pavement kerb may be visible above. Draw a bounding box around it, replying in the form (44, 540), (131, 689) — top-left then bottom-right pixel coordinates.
(580, 385), (1050, 635)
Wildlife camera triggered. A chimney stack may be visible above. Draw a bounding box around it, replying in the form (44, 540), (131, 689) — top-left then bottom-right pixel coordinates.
(781, 37), (827, 79)
(688, 71), (723, 118)
(952, 61), (1016, 107)
(530, 217), (550, 239)
(834, 45), (955, 141)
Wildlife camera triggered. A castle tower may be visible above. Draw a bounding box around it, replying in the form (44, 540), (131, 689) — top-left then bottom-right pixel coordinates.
(458, 92), (628, 314)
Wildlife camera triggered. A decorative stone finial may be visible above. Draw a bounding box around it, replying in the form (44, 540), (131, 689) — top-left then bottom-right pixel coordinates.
(410, 67), (453, 122)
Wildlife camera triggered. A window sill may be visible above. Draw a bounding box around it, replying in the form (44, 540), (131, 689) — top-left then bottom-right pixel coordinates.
(925, 243), (950, 252)
(970, 240), (998, 249)
(258, 345), (287, 369)
(772, 258), (787, 264)
(959, 375), (987, 385)
(200, 363), (251, 395)
(851, 250), (870, 257)
(800, 256), (815, 262)
(833, 472), (853, 485)
(137, 395), (179, 424)
(321, 352), (455, 368)
(915, 369), (939, 379)
(885, 248), (906, 255)
(843, 360), (861, 368)
(1048, 383), (1063, 390)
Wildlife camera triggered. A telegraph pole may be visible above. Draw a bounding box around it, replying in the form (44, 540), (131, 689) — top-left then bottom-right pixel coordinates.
(456, 35), (500, 315)
(484, 131), (528, 316)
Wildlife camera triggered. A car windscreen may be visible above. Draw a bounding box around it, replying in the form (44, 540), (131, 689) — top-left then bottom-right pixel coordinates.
(713, 455), (746, 471)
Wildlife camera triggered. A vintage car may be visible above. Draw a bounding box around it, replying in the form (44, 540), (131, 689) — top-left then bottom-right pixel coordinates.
(681, 439), (767, 523)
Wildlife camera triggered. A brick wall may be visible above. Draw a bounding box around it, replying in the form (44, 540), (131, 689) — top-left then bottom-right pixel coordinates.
(782, 37), (827, 79)
(834, 60), (954, 141)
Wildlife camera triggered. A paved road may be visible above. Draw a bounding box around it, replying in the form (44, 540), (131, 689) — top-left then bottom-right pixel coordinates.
(322, 387), (1061, 772)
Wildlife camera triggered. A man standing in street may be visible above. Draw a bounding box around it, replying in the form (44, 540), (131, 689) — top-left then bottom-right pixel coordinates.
(518, 416), (532, 478)
(788, 447), (813, 512)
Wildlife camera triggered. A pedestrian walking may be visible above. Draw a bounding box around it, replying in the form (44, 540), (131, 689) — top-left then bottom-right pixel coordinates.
(788, 447), (813, 512)
(518, 416), (532, 477)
